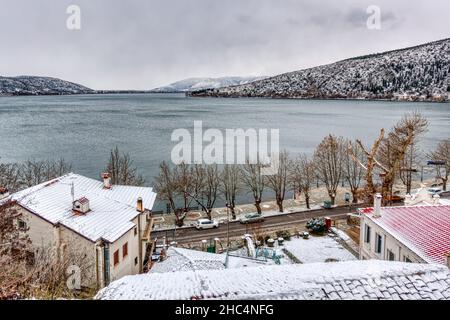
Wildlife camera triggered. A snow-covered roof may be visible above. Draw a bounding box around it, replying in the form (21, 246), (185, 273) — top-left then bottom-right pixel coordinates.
(150, 247), (226, 273)
(362, 205), (450, 265)
(9, 173), (157, 243)
(95, 260), (450, 300)
(150, 247), (267, 273)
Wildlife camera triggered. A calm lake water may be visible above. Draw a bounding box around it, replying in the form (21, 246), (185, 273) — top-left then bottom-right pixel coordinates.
(1, 93), (449, 208)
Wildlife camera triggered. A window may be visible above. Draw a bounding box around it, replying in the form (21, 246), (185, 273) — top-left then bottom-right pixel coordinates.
(134, 227), (137, 236)
(134, 257), (138, 265)
(364, 224), (371, 243)
(375, 233), (382, 254)
(122, 243), (128, 258)
(113, 250), (119, 266)
(404, 256), (412, 263)
(18, 219), (27, 230)
(387, 249), (395, 261)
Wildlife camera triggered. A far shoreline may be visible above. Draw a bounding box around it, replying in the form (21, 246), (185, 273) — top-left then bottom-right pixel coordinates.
(1, 91), (448, 104)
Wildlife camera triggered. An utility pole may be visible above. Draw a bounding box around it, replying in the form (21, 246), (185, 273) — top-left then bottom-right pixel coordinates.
(225, 203), (230, 269)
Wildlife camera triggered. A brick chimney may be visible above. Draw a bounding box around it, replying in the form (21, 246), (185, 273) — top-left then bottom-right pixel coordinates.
(101, 172), (111, 189)
(136, 197), (144, 213)
(373, 193), (382, 218)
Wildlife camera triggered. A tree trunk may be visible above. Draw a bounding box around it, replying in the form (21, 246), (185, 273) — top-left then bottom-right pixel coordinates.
(175, 209), (185, 227)
(305, 194), (310, 209)
(351, 190), (358, 204)
(329, 193), (335, 205)
(442, 177), (448, 191)
(276, 198), (283, 213)
(230, 206), (236, 220)
(254, 199), (262, 214)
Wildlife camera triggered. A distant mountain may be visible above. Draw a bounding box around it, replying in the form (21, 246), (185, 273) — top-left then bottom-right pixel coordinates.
(0, 76), (94, 96)
(189, 39), (450, 102)
(151, 76), (268, 93)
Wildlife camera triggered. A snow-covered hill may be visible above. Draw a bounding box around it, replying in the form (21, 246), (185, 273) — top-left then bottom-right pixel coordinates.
(189, 39), (450, 102)
(151, 76), (267, 92)
(0, 76), (94, 96)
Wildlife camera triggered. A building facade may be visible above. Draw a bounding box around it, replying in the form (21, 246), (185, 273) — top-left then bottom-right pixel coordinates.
(4, 173), (156, 288)
(359, 194), (450, 268)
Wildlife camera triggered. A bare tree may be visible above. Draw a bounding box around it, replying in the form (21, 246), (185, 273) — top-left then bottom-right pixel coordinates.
(0, 201), (31, 299)
(241, 159), (265, 214)
(105, 147), (145, 186)
(378, 112), (428, 201)
(0, 161), (21, 193)
(154, 162), (177, 212)
(154, 162), (186, 227)
(201, 164), (220, 219)
(19, 158), (72, 188)
(429, 138), (450, 191)
(314, 135), (345, 205)
(220, 165), (241, 220)
(173, 162), (197, 227)
(344, 140), (366, 203)
(187, 164), (220, 220)
(266, 150), (290, 212)
(399, 143), (424, 194)
(350, 112), (429, 204)
(290, 154), (316, 209)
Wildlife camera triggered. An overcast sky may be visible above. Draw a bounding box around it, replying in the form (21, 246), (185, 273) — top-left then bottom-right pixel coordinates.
(0, 0), (448, 90)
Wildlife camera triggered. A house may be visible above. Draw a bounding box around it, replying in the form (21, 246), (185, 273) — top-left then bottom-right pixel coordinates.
(2, 172), (157, 288)
(95, 260), (450, 300)
(359, 194), (450, 266)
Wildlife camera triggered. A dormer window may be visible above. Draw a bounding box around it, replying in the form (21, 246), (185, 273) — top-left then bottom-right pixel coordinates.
(73, 197), (90, 214)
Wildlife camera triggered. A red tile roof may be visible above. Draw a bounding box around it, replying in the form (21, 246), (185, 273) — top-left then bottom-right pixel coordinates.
(364, 205), (450, 265)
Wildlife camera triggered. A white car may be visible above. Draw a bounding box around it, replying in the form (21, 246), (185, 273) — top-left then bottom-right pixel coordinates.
(195, 219), (219, 230)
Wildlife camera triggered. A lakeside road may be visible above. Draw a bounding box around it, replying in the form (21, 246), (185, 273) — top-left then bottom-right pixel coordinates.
(151, 191), (450, 245)
(151, 204), (365, 245)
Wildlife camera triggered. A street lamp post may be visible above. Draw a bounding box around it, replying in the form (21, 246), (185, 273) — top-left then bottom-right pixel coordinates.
(226, 203), (230, 248)
(225, 202), (230, 268)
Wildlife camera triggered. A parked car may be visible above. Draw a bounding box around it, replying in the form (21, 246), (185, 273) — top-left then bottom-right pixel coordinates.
(195, 219), (219, 230)
(239, 213), (264, 224)
(427, 187), (443, 195)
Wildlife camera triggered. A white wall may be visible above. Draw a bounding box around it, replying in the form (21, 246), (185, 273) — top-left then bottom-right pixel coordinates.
(108, 223), (140, 282)
(16, 205), (55, 249)
(360, 216), (425, 263)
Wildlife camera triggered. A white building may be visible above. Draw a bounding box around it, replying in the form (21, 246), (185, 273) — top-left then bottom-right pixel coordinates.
(3, 173), (156, 288)
(359, 194), (450, 267)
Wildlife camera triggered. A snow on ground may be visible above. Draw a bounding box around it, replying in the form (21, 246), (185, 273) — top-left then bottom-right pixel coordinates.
(283, 235), (356, 263)
(330, 227), (351, 241)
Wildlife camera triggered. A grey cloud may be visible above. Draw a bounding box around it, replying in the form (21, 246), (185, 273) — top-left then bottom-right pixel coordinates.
(0, 0), (448, 90)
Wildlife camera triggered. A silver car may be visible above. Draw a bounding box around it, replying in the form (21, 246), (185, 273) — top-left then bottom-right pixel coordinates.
(239, 213), (265, 224)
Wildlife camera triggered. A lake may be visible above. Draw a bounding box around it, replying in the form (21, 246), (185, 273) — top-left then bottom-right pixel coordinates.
(0, 93), (449, 208)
